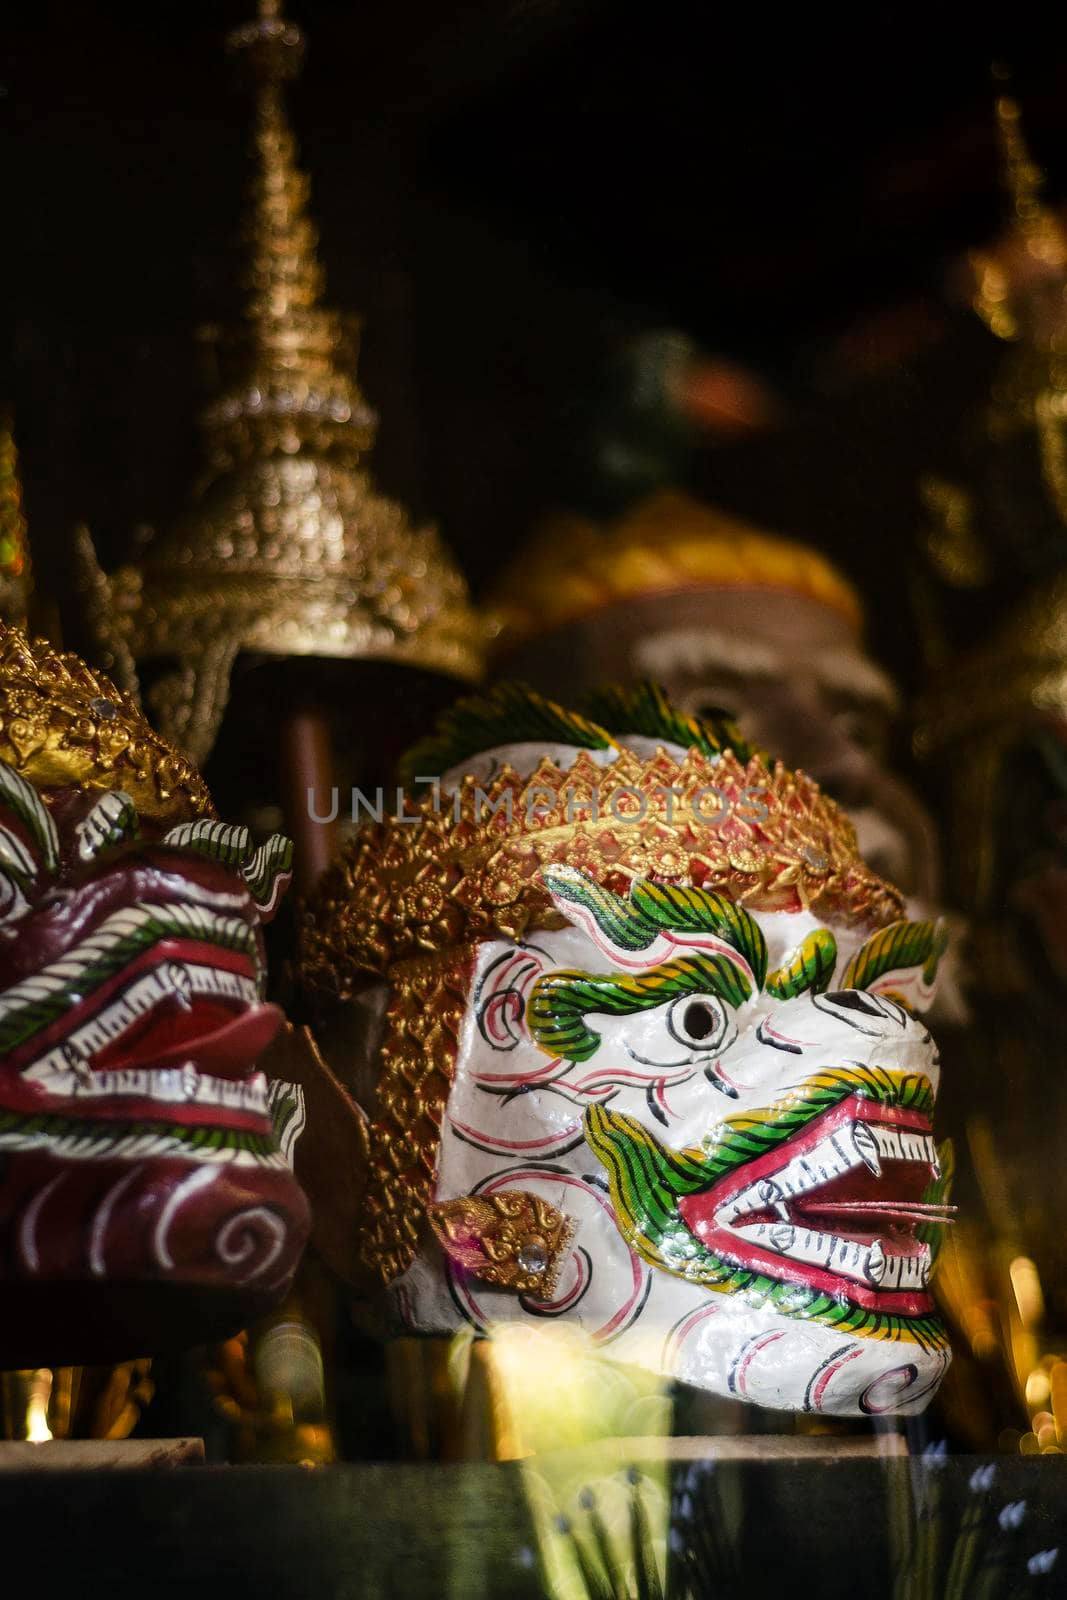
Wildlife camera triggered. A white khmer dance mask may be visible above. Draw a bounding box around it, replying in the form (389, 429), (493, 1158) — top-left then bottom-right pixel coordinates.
(298, 682), (952, 1417)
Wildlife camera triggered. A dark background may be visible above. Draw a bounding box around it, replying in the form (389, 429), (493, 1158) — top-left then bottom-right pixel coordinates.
(1, 2), (1064, 689)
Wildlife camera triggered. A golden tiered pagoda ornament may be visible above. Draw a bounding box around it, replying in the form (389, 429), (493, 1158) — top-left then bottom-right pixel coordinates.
(78, 0), (483, 775)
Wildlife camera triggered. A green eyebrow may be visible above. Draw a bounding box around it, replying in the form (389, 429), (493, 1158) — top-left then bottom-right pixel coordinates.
(766, 929), (838, 999)
(841, 920), (947, 992)
(542, 868), (768, 988)
(527, 951), (751, 1063)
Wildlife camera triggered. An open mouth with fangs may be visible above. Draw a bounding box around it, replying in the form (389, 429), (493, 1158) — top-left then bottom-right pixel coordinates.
(677, 1094), (953, 1317)
(0, 892), (282, 1137)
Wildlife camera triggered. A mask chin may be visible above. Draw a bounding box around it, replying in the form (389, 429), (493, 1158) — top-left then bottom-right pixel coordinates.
(667, 1299), (951, 1416)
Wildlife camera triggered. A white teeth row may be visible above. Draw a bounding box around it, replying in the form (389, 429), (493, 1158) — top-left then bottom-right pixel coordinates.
(720, 1123), (878, 1224)
(716, 1116), (937, 1292)
(871, 1126), (938, 1168)
(720, 1119), (936, 1227)
(21, 1065), (269, 1114)
(22, 966), (261, 1084)
(728, 1220), (932, 1290)
(0, 1125), (287, 1170)
(866, 1240), (932, 1289)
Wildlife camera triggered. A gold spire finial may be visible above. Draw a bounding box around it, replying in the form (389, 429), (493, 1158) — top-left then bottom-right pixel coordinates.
(972, 89), (1067, 341)
(212, 0), (372, 465)
(0, 416), (32, 633)
(84, 3), (484, 767)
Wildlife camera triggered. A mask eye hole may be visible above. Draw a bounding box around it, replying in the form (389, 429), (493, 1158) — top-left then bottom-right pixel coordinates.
(668, 996), (726, 1051)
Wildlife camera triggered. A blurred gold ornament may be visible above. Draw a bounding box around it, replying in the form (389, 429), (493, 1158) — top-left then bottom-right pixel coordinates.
(920, 91), (1067, 771)
(488, 489), (864, 661)
(0, 418), (31, 634)
(919, 574), (1067, 755)
(919, 477), (989, 590)
(0, 1361), (153, 1443)
(916, 91), (1067, 1449)
(79, 0), (483, 768)
(962, 93), (1067, 531)
(205, 1304), (336, 1466)
(971, 95), (1067, 344)
(0, 623), (213, 828)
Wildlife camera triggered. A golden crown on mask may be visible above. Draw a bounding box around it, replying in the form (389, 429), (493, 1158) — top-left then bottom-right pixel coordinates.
(487, 489), (866, 659)
(0, 625), (214, 827)
(299, 681), (904, 997)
